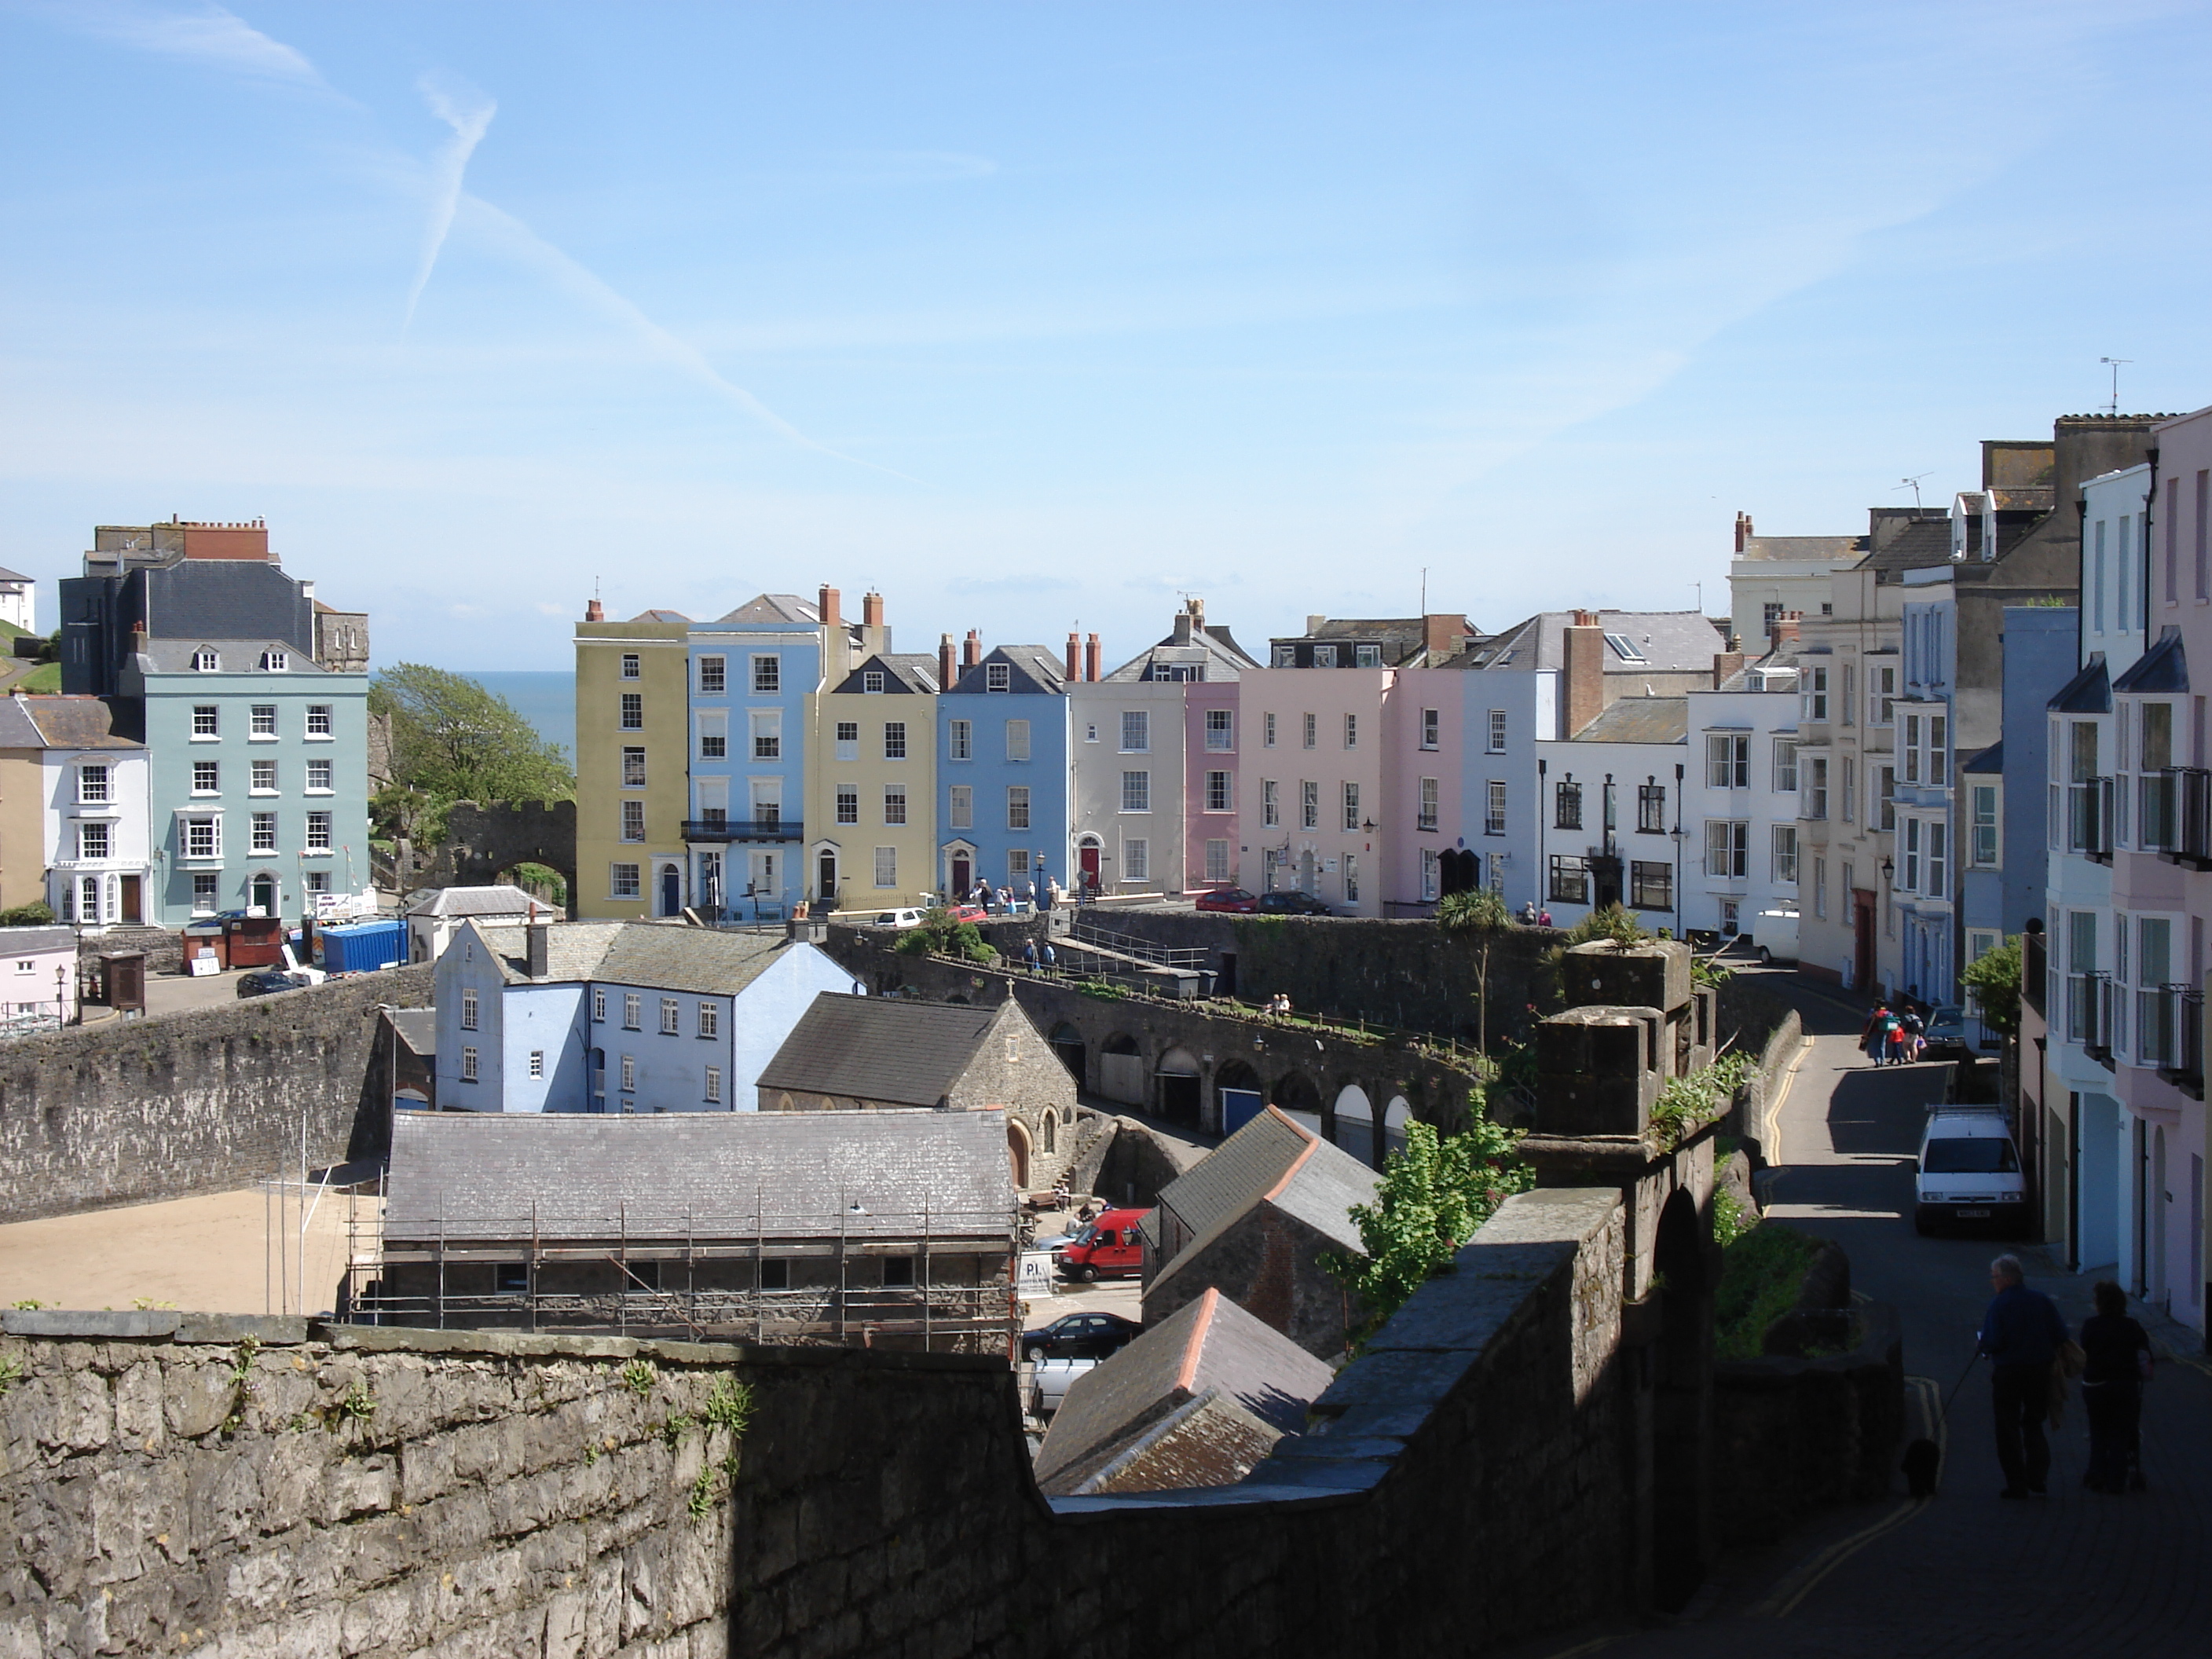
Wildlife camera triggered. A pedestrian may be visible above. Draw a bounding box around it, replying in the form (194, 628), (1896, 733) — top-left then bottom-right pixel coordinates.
(1862, 1003), (1892, 1065)
(1023, 939), (1039, 975)
(1042, 942), (1057, 974)
(1885, 1012), (1909, 1068)
(1537, 908), (1552, 928)
(1903, 1006), (1926, 1062)
(2079, 1280), (2153, 1492)
(1521, 899), (1537, 925)
(1978, 1254), (2069, 1499)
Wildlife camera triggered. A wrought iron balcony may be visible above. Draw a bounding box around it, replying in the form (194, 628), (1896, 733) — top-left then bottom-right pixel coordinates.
(681, 818), (802, 843)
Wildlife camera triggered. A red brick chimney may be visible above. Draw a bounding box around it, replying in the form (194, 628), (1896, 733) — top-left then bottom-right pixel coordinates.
(1734, 511), (1754, 554)
(963, 630), (982, 670)
(1562, 619), (1606, 737)
(819, 585), (840, 629)
(1086, 634), (1101, 682)
(861, 591), (884, 627)
(584, 598), (604, 622)
(1772, 610), (1803, 647)
(1066, 632), (1081, 682)
(1423, 613), (1465, 661)
(939, 633), (957, 690)
(1712, 649), (1748, 690)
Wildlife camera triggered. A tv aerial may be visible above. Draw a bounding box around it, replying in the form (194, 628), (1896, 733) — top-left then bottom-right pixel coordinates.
(1895, 473), (1933, 510)
(2100, 357), (2132, 416)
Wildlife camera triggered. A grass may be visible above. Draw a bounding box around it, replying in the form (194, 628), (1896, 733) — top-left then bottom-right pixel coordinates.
(1712, 1220), (1823, 1361)
(14, 662), (59, 693)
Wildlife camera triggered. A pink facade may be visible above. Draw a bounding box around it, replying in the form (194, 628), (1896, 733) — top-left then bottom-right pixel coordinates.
(1183, 679), (1241, 891)
(1384, 668), (1467, 912)
(1234, 668), (1393, 915)
(2108, 404), (2212, 1328)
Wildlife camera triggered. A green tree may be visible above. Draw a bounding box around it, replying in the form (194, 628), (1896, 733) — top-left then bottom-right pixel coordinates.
(370, 665), (573, 844)
(892, 909), (999, 964)
(1324, 1108), (1535, 1340)
(1960, 936), (2022, 1035)
(1437, 886), (1512, 1054)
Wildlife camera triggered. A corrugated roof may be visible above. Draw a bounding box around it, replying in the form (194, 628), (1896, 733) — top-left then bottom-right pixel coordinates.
(1035, 1288), (1334, 1493)
(756, 994), (1009, 1108)
(1569, 696), (1689, 744)
(382, 1108), (1014, 1242)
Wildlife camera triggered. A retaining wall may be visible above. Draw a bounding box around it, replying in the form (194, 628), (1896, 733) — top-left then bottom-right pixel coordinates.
(0, 966), (431, 1225)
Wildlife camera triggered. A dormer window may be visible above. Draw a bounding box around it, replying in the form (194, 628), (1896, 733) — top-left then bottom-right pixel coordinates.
(986, 663), (1011, 692)
(192, 650), (220, 672)
(1355, 643), (1382, 668)
(260, 650), (288, 672)
(1313, 645), (1338, 667)
(1272, 645), (1295, 667)
(863, 670), (884, 694)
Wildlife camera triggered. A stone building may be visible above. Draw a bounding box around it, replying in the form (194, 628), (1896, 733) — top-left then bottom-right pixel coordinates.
(368, 1106), (1016, 1350)
(1141, 1104), (1379, 1358)
(756, 993), (1080, 1191)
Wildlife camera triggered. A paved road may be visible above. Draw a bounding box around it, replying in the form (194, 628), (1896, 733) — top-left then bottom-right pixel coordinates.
(1514, 971), (2212, 1659)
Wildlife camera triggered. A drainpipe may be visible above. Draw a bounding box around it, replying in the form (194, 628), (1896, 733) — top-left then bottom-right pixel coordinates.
(1536, 756), (1547, 910)
(2142, 445), (2160, 640)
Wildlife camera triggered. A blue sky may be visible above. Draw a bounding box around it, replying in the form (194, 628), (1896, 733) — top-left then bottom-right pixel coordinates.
(5, 2), (2211, 669)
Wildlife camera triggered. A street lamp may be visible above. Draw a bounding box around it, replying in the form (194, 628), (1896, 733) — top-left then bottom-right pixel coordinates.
(1881, 855), (1895, 883)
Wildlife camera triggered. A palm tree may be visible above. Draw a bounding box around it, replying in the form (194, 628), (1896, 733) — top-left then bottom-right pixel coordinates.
(1437, 887), (1512, 1055)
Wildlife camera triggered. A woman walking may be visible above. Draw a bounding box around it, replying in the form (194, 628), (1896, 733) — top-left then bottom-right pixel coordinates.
(2079, 1281), (2152, 1492)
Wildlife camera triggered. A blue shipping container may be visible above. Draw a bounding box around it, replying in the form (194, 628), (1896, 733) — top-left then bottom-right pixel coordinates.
(317, 919), (406, 974)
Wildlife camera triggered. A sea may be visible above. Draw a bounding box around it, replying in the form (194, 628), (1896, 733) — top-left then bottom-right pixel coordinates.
(460, 671), (576, 764)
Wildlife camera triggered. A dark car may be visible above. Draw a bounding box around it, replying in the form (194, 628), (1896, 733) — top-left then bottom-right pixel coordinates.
(1020, 1311), (1143, 1364)
(1257, 890), (1331, 916)
(236, 969), (304, 998)
(1193, 885), (1259, 914)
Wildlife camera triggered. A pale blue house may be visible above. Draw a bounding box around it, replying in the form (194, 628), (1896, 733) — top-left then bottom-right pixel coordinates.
(937, 645), (1071, 901)
(434, 917), (859, 1114)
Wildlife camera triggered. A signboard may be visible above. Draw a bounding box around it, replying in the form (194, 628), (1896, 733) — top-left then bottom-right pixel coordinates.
(1016, 1251), (1057, 1303)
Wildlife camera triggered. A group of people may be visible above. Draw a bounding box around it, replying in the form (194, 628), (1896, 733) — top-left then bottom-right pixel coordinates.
(1517, 901), (1555, 927)
(1979, 1255), (2154, 1498)
(1859, 1001), (1928, 1066)
(1018, 939), (1059, 975)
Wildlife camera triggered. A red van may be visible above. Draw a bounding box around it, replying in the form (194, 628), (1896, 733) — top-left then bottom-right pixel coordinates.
(1054, 1207), (1152, 1282)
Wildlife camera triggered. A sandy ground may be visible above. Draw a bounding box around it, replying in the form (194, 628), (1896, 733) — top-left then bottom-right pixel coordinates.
(0, 1184), (377, 1317)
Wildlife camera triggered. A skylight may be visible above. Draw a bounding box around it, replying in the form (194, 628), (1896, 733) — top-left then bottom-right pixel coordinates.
(1603, 633), (1646, 662)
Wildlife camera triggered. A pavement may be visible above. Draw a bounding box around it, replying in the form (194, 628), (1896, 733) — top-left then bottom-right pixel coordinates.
(1507, 966), (2212, 1659)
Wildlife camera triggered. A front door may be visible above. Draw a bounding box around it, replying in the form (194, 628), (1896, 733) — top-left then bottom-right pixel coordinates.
(1079, 843), (1101, 886)
(816, 850), (837, 906)
(1299, 850), (1317, 895)
(1852, 890), (1876, 993)
(951, 855), (972, 898)
(119, 875), (141, 925)
(251, 873), (276, 916)
(659, 865), (681, 917)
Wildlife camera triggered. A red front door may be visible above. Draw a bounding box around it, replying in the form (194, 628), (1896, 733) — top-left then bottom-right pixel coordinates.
(951, 855), (971, 897)
(1079, 844), (1101, 882)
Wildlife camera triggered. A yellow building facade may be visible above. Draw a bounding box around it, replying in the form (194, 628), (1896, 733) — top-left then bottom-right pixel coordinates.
(804, 653), (939, 911)
(574, 610), (691, 919)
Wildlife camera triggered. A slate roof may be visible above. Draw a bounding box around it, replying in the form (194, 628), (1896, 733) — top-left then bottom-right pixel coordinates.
(2049, 657), (2112, 715)
(1267, 616), (1479, 669)
(831, 653), (939, 694)
(0, 566), (30, 582)
(950, 646), (1067, 695)
(1148, 1107), (1378, 1298)
(388, 1008), (437, 1057)
(1854, 517), (1956, 576)
(1961, 742), (2004, 776)
(756, 994), (1010, 1108)
(1568, 696), (1689, 745)
(1461, 610), (1723, 675)
(0, 701), (42, 748)
(628, 609), (692, 624)
(714, 594), (819, 625)
(405, 884), (543, 920)
(0, 926), (75, 954)
(2113, 631), (2188, 694)
(136, 639), (335, 674)
(460, 918), (817, 998)
(1104, 619), (1264, 683)
(1734, 535), (1866, 565)
(19, 698), (142, 749)
(1034, 1288), (1335, 1494)
(382, 1108), (1014, 1242)
(141, 560), (313, 653)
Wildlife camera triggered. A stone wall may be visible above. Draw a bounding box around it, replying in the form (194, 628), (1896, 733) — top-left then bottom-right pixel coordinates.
(390, 799), (578, 910)
(0, 966), (430, 1225)
(1716, 977), (1804, 1167)
(0, 1185), (1647, 1659)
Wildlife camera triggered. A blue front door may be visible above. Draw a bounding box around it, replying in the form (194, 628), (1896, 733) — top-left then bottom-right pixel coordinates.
(660, 866), (680, 917)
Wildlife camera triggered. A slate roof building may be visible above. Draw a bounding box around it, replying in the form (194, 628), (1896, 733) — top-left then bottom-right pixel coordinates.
(0, 564), (33, 633)
(936, 642), (1071, 905)
(1143, 1105), (1379, 1358)
(433, 917), (857, 1115)
(805, 649), (939, 911)
(361, 1107), (1016, 1350)
(0, 694), (149, 929)
(756, 993), (1082, 1192)
(404, 883), (545, 964)
(1034, 1288), (1335, 1496)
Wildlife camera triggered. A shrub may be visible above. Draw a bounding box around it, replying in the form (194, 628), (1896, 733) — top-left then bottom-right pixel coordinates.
(1712, 1221), (1822, 1361)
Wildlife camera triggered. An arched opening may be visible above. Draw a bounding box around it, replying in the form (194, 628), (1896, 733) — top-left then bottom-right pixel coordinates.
(1271, 1069), (1321, 1135)
(1441, 849), (1480, 895)
(1098, 1032), (1144, 1106)
(1155, 1046), (1203, 1126)
(1077, 834), (1104, 896)
(944, 993), (971, 1005)
(1215, 1060), (1265, 1136)
(1041, 1111), (1057, 1155)
(815, 848), (838, 908)
(1382, 1096), (1413, 1159)
(1008, 1119), (1033, 1191)
(1331, 1085), (1375, 1167)
(250, 873), (277, 916)
(657, 862), (683, 917)
(1650, 1186), (1712, 1612)
(1048, 1022), (1086, 1084)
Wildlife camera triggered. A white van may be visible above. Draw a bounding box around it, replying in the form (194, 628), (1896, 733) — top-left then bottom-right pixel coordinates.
(1914, 1107), (2027, 1234)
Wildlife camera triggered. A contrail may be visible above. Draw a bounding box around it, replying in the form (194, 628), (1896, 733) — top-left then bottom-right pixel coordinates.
(405, 74), (496, 328)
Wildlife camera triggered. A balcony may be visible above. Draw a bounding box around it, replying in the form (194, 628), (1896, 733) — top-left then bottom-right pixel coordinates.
(2070, 970), (2114, 1068)
(682, 818), (802, 843)
(2067, 778), (2114, 864)
(2155, 767), (2212, 870)
(2156, 984), (2204, 1099)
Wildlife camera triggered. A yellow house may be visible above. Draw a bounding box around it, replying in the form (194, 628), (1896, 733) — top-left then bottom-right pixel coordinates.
(574, 607), (691, 919)
(805, 653), (939, 911)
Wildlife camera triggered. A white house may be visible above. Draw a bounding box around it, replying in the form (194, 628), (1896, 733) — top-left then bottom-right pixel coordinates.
(433, 917), (859, 1114)
(0, 567), (35, 635)
(0, 694), (151, 931)
(1682, 662), (1803, 947)
(405, 884), (547, 965)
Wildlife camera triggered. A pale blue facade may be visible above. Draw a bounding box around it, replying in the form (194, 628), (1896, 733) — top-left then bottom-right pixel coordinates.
(685, 606), (823, 920)
(938, 646), (1071, 900)
(1895, 574), (1958, 1005)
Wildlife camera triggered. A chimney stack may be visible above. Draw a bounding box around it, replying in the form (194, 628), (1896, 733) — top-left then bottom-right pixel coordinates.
(939, 633), (957, 690)
(1066, 632), (1082, 683)
(584, 598), (604, 622)
(1423, 613), (1463, 662)
(819, 585), (841, 629)
(1562, 619), (1606, 737)
(1306, 614), (1328, 635)
(1734, 511), (1754, 553)
(861, 591), (884, 628)
(1172, 606), (1194, 646)
(1712, 649), (1748, 690)
(1086, 633), (1101, 682)
(526, 917), (550, 980)
(963, 630), (982, 670)
(1772, 610), (1804, 647)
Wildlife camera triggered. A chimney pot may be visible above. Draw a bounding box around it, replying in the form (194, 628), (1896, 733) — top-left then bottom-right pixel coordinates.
(963, 630), (981, 670)
(584, 599), (605, 622)
(819, 585), (841, 629)
(1772, 611), (1803, 647)
(1066, 632), (1081, 683)
(1734, 511), (1754, 554)
(861, 591), (884, 628)
(939, 633), (957, 690)
(1306, 615), (1327, 635)
(1085, 633), (1101, 682)
(1712, 650), (1749, 690)
(1172, 608), (1194, 646)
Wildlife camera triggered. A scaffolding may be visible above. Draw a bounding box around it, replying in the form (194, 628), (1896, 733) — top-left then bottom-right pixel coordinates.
(339, 1194), (1020, 1354)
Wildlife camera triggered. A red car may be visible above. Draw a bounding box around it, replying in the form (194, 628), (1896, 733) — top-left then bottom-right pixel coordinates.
(943, 903), (990, 924)
(1193, 886), (1259, 914)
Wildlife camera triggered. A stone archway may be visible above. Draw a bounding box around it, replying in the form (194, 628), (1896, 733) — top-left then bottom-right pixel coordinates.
(1382, 1095), (1413, 1159)
(1048, 1022), (1086, 1086)
(1650, 1185), (1712, 1611)
(1215, 1060), (1264, 1136)
(1331, 1085), (1375, 1167)
(1099, 1032), (1144, 1106)
(1155, 1046), (1203, 1126)
(1008, 1118), (1033, 1192)
(1272, 1069), (1321, 1134)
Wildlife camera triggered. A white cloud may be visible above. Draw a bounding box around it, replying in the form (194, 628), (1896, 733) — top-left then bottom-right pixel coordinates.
(68, 2), (335, 93)
(406, 73), (496, 327)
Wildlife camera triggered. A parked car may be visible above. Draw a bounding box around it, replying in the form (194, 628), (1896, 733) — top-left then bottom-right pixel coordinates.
(236, 969), (306, 998)
(1020, 1310), (1143, 1363)
(1055, 1207), (1152, 1281)
(943, 903), (990, 924)
(1922, 1005), (1970, 1058)
(870, 908), (925, 928)
(1914, 1106), (2027, 1235)
(1029, 1357), (1097, 1417)
(1257, 890), (1331, 916)
(1193, 886), (1259, 914)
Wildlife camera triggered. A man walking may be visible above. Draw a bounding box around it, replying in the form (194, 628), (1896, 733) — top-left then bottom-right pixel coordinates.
(1978, 1254), (2069, 1498)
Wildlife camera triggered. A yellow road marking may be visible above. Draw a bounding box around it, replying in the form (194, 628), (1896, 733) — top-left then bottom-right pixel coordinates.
(1756, 1376), (1939, 1618)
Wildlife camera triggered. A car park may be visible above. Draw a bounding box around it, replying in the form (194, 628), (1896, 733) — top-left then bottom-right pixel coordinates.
(1256, 890), (1331, 916)
(1020, 1310), (1143, 1362)
(1193, 886), (1259, 914)
(1914, 1106), (2027, 1234)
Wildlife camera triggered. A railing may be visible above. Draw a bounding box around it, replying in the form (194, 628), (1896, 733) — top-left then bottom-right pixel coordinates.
(2159, 767), (2212, 869)
(2136, 984), (2178, 1071)
(681, 819), (803, 842)
(1067, 920), (1209, 969)
(2070, 970), (2113, 1062)
(2159, 984), (2204, 1094)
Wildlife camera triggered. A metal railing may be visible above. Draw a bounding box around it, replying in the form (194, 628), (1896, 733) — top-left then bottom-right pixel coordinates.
(682, 819), (804, 842)
(2068, 970), (2113, 1060)
(1067, 920), (1209, 969)
(2158, 767), (2212, 868)
(2157, 983), (2204, 1092)
(2137, 984), (2179, 1071)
